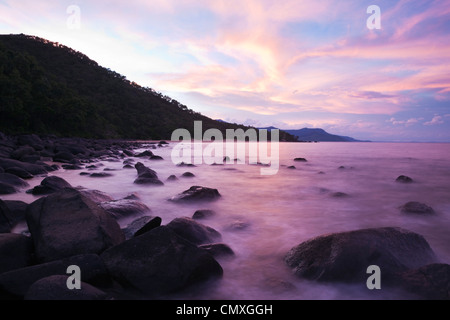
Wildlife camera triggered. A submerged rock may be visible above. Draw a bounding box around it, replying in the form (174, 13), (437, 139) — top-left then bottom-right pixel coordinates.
(166, 217), (222, 245)
(192, 209), (216, 220)
(169, 186), (221, 202)
(133, 162), (163, 185)
(400, 202), (435, 215)
(199, 243), (235, 258)
(284, 227), (437, 283)
(396, 175), (414, 183)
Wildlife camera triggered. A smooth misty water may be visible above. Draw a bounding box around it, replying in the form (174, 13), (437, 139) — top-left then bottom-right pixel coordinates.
(4, 142), (450, 300)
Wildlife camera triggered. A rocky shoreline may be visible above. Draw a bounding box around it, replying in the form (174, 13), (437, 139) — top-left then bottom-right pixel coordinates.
(0, 132), (449, 300)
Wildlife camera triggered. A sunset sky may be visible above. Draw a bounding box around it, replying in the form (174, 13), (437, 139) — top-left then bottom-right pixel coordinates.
(1, 0), (450, 141)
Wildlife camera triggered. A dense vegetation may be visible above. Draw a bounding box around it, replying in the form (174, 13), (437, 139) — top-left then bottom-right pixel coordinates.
(0, 34), (297, 141)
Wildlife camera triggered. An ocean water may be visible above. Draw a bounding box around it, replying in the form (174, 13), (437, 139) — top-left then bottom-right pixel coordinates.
(4, 142), (450, 300)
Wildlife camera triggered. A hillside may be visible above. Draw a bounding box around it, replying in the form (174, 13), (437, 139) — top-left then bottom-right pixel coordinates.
(0, 34), (297, 141)
(281, 128), (368, 142)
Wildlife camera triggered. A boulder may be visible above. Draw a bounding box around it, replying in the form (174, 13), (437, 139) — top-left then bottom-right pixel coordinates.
(122, 216), (154, 239)
(284, 227), (438, 283)
(17, 134), (43, 149)
(0, 173), (29, 195)
(25, 275), (108, 300)
(199, 243), (235, 258)
(169, 186), (221, 202)
(397, 263), (450, 300)
(99, 199), (151, 219)
(294, 158), (307, 162)
(166, 217), (222, 245)
(89, 172), (113, 178)
(2, 200), (28, 226)
(27, 176), (72, 195)
(0, 157), (48, 175)
(133, 162), (163, 185)
(0, 200), (13, 233)
(396, 175), (413, 183)
(149, 155), (164, 160)
(0, 233), (34, 274)
(167, 175), (178, 181)
(135, 150), (154, 157)
(77, 188), (114, 203)
(10, 146), (36, 160)
(133, 217), (162, 237)
(5, 167), (33, 179)
(0, 254), (110, 299)
(192, 209), (216, 220)
(182, 172), (195, 177)
(26, 188), (125, 263)
(53, 152), (75, 163)
(400, 202), (435, 215)
(100, 226), (223, 296)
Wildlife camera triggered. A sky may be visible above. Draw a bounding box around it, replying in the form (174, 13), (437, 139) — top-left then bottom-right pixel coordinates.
(1, 0), (450, 142)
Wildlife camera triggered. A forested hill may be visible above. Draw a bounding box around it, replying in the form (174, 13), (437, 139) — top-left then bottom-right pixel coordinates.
(0, 34), (297, 141)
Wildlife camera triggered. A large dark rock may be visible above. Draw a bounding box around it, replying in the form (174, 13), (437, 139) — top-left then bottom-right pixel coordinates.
(0, 254), (110, 299)
(199, 243), (235, 258)
(400, 202), (435, 215)
(166, 217), (222, 245)
(0, 173), (29, 195)
(10, 146), (36, 160)
(133, 162), (163, 185)
(0, 234), (34, 274)
(17, 134), (43, 150)
(397, 263), (450, 300)
(99, 199), (151, 220)
(133, 217), (162, 238)
(0, 200), (13, 233)
(284, 227), (438, 283)
(5, 167), (33, 179)
(0, 157), (48, 175)
(135, 150), (154, 157)
(25, 275), (108, 300)
(122, 216), (154, 239)
(27, 176), (72, 195)
(100, 226), (223, 296)
(2, 200), (28, 226)
(77, 188), (114, 203)
(26, 188), (125, 263)
(169, 186), (221, 202)
(53, 151), (75, 163)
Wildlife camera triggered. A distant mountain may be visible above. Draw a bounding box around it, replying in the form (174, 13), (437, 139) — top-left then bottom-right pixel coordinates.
(282, 128), (369, 142)
(0, 34), (298, 141)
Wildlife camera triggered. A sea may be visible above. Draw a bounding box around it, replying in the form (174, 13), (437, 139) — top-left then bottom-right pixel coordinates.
(3, 141), (450, 300)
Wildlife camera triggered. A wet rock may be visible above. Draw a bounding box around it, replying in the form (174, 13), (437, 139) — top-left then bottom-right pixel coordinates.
(176, 162), (196, 167)
(62, 164), (83, 170)
(224, 220), (251, 231)
(397, 263), (450, 300)
(181, 172), (195, 178)
(287, 166), (296, 169)
(122, 216), (153, 239)
(169, 186), (221, 202)
(25, 275), (108, 300)
(0, 200), (13, 233)
(99, 199), (151, 220)
(199, 243), (235, 258)
(100, 226), (223, 296)
(26, 188), (125, 263)
(135, 150), (154, 157)
(5, 167), (33, 179)
(166, 217), (222, 245)
(294, 158), (307, 162)
(2, 200), (28, 226)
(396, 175), (414, 183)
(192, 209), (216, 220)
(133, 217), (162, 237)
(27, 176), (72, 195)
(167, 175), (178, 181)
(77, 189), (114, 203)
(400, 202), (435, 215)
(0, 254), (110, 299)
(123, 164), (134, 169)
(10, 146), (36, 160)
(89, 172), (113, 178)
(285, 227), (437, 283)
(0, 173), (29, 195)
(133, 162), (163, 185)
(53, 152), (75, 163)
(0, 158), (47, 175)
(150, 155), (164, 160)
(0, 233), (34, 274)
